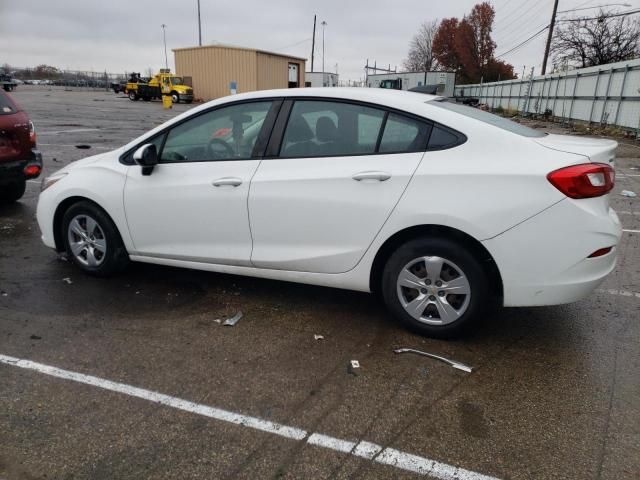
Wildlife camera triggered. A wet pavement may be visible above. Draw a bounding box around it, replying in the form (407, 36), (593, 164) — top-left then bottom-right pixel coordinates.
(0, 87), (639, 480)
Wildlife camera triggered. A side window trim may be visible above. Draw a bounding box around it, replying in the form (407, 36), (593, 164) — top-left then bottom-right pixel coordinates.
(264, 99), (293, 158)
(118, 97), (284, 165)
(263, 96), (464, 160)
(374, 112), (389, 153)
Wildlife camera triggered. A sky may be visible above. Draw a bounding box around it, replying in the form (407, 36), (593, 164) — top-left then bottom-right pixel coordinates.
(1, 0), (639, 82)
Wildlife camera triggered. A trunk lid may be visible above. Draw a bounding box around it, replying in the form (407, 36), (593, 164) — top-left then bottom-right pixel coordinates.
(534, 134), (617, 165)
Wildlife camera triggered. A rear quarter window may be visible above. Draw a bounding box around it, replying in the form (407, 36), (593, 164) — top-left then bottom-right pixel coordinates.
(0, 92), (17, 115)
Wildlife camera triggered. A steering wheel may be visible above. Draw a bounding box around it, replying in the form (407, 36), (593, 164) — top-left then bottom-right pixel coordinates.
(207, 138), (235, 159)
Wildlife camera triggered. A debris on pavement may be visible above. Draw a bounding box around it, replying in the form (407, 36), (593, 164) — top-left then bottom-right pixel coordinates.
(222, 311), (243, 326)
(30, 335), (41, 340)
(394, 348), (473, 373)
(75, 144), (91, 149)
(62, 277), (73, 285)
(57, 253), (68, 262)
(348, 359), (360, 376)
(314, 334), (324, 341)
(1, 291), (7, 297)
(621, 190), (637, 198)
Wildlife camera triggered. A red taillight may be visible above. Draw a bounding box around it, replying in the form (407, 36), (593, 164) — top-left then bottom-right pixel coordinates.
(23, 164), (41, 178)
(547, 163), (614, 199)
(29, 121), (36, 146)
(588, 246), (613, 258)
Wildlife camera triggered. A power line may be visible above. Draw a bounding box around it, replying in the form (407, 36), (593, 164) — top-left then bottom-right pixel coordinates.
(494, 2), (553, 43)
(496, 24), (549, 58)
(274, 38), (312, 51)
(495, 0), (550, 28)
(557, 7), (640, 21)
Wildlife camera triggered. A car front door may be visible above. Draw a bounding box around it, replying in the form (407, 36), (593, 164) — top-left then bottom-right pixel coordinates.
(248, 99), (432, 274)
(124, 99), (279, 265)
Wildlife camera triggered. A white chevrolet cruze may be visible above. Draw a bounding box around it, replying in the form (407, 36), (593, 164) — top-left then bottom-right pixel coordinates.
(37, 88), (621, 337)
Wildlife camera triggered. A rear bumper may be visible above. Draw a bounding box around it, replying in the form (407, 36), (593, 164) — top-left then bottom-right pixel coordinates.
(484, 198), (622, 307)
(0, 149), (42, 185)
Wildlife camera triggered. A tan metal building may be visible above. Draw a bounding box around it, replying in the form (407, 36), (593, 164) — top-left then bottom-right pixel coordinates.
(173, 44), (306, 101)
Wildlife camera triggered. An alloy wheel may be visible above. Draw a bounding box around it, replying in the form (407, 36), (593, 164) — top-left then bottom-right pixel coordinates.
(396, 256), (471, 325)
(67, 214), (107, 267)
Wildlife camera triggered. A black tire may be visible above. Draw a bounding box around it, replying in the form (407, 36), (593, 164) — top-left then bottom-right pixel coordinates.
(381, 237), (490, 338)
(61, 201), (129, 277)
(128, 91), (139, 101)
(171, 92), (179, 103)
(0, 179), (26, 202)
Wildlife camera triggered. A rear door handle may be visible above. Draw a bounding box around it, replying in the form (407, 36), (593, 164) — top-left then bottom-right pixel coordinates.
(212, 177), (242, 187)
(352, 171), (391, 182)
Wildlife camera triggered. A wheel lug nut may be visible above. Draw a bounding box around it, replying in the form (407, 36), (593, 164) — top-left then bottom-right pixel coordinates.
(425, 280), (431, 285)
(420, 288), (427, 294)
(435, 281), (443, 287)
(429, 295), (436, 301)
(438, 291), (445, 297)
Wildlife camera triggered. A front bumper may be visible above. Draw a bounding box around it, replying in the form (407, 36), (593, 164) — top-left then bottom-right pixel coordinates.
(484, 198), (622, 307)
(0, 149), (42, 185)
(178, 93), (194, 102)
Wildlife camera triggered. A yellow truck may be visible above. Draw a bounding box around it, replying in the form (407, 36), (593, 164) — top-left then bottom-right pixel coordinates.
(126, 69), (193, 104)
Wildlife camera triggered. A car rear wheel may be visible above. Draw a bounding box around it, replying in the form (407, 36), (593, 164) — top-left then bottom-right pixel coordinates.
(0, 180), (26, 203)
(128, 91), (138, 101)
(381, 237), (489, 338)
(62, 201), (129, 277)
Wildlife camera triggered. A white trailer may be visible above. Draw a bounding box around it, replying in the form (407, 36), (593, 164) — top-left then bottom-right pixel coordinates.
(305, 72), (339, 87)
(366, 71), (456, 97)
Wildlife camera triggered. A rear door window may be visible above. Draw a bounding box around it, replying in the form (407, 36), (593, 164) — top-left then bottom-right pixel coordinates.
(280, 100), (385, 157)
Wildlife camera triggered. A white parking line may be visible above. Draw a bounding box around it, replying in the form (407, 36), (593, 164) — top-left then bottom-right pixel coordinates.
(0, 354), (499, 480)
(39, 128), (100, 135)
(38, 143), (112, 150)
(597, 288), (640, 299)
(623, 229), (640, 233)
(616, 211), (640, 216)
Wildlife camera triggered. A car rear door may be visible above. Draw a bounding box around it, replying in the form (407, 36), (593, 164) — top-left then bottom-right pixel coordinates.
(248, 99), (431, 274)
(124, 99), (280, 265)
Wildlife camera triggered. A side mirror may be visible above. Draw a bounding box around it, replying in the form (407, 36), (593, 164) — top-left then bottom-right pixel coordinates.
(133, 143), (158, 176)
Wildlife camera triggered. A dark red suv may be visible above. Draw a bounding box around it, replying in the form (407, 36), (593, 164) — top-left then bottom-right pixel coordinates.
(0, 90), (42, 202)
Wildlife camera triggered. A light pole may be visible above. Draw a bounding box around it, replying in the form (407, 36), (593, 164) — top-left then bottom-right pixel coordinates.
(161, 24), (168, 70)
(197, 0), (202, 46)
(321, 21), (327, 85)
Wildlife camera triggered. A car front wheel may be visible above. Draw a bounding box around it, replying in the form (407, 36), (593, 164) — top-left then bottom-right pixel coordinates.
(171, 92), (179, 103)
(62, 201), (129, 276)
(381, 237), (489, 338)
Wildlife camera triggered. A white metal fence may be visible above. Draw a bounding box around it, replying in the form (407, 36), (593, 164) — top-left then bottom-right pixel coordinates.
(454, 59), (640, 131)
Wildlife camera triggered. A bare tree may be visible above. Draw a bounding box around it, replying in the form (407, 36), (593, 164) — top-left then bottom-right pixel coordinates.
(404, 20), (440, 72)
(551, 9), (640, 69)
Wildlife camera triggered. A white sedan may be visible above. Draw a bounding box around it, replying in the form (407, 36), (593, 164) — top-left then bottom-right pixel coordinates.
(36, 88), (621, 337)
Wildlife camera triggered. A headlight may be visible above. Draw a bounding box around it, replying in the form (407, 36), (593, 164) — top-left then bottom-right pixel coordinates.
(41, 172), (67, 192)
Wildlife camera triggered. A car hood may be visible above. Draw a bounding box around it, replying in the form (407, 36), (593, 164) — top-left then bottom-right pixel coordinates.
(534, 134), (617, 164)
(54, 150), (119, 175)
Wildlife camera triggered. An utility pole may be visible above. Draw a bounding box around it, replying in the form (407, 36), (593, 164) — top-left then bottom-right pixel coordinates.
(311, 15), (316, 72)
(161, 24), (168, 70)
(321, 21), (327, 75)
(197, 0), (202, 46)
(541, 0), (559, 75)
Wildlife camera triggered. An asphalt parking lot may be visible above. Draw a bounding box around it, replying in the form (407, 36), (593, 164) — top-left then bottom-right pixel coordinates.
(1, 86), (639, 480)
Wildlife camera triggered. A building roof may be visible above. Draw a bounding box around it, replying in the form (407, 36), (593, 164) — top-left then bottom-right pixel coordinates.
(173, 43), (307, 62)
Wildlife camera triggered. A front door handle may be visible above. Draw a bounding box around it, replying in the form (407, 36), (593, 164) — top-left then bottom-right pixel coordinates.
(352, 171), (391, 182)
(212, 177), (242, 187)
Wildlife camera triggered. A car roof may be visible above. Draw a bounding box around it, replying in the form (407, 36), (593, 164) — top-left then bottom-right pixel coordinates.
(224, 87), (440, 108)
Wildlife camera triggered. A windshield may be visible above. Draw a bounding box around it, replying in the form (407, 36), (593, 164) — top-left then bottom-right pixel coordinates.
(171, 77), (184, 85)
(429, 99), (546, 138)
